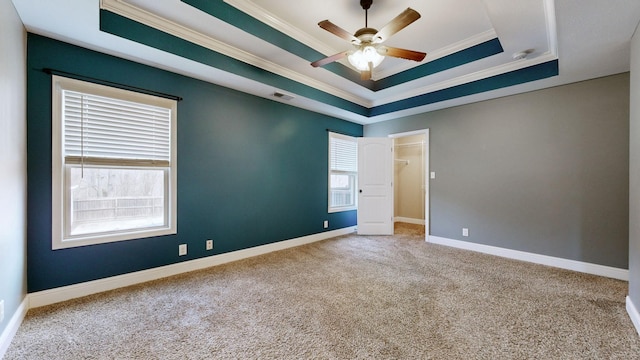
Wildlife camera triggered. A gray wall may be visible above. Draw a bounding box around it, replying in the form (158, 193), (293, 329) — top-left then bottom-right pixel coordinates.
(366, 74), (630, 269)
(630, 28), (640, 304)
(0, 0), (27, 344)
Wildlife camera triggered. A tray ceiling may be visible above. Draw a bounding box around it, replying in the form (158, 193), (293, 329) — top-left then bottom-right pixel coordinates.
(11, 0), (640, 124)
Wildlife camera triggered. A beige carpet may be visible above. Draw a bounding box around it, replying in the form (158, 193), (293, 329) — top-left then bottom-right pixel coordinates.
(5, 223), (640, 359)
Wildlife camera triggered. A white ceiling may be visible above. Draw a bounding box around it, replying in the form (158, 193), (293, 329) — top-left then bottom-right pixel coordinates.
(10, 0), (640, 125)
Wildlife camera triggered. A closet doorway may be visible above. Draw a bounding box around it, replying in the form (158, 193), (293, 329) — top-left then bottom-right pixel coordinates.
(389, 129), (429, 240)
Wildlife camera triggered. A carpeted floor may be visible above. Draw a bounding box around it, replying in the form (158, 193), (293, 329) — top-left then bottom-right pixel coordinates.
(5, 223), (640, 359)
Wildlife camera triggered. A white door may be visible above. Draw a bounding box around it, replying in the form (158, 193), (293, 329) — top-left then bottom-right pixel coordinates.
(357, 137), (393, 235)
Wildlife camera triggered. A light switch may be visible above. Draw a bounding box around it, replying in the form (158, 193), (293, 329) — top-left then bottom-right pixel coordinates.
(430, 171), (436, 179)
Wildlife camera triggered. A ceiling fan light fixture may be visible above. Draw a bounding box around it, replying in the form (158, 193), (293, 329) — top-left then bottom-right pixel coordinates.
(311, 2), (425, 76)
(348, 45), (384, 71)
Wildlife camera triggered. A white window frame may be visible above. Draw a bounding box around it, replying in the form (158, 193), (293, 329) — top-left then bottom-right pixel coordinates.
(328, 132), (358, 213)
(51, 75), (177, 249)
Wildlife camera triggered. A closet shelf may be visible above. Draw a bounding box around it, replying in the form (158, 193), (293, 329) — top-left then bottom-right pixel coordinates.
(394, 141), (424, 148)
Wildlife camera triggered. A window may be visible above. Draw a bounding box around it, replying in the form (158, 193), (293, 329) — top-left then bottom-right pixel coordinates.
(328, 132), (358, 212)
(51, 76), (177, 249)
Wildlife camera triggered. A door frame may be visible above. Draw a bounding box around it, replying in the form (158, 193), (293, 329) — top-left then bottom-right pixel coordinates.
(388, 129), (430, 240)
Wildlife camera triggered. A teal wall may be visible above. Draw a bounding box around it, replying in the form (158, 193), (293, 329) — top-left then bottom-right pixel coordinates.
(26, 34), (361, 292)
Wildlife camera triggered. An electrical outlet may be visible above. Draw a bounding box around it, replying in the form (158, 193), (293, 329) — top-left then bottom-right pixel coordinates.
(462, 228), (469, 237)
(323, 220), (329, 229)
(206, 239), (213, 250)
(178, 244), (187, 256)
(0, 300), (4, 323)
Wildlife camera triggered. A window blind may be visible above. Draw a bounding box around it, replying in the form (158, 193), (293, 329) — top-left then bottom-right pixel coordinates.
(329, 133), (358, 173)
(63, 90), (172, 166)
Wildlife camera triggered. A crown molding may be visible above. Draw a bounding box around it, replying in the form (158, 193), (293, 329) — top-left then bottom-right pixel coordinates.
(224, 0), (501, 82)
(373, 52), (558, 107)
(371, 0), (560, 107)
(543, 0), (559, 57)
(100, 0), (370, 107)
(100, 0), (558, 114)
(373, 29), (499, 80)
(224, 0), (338, 57)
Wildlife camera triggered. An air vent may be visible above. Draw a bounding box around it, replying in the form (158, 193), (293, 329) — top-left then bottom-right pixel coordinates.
(512, 49), (535, 60)
(273, 92), (294, 101)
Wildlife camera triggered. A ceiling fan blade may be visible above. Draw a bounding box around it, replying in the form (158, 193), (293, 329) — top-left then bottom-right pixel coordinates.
(378, 46), (426, 62)
(361, 62), (373, 81)
(311, 51), (349, 67)
(373, 8), (421, 43)
(318, 20), (360, 44)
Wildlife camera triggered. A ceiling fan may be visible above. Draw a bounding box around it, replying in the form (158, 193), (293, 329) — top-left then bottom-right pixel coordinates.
(311, 0), (427, 80)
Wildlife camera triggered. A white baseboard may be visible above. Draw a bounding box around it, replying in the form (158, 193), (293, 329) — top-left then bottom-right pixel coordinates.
(28, 227), (356, 309)
(0, 297), (28, 360)
(627, 296), (640, 336)
(428, 235), (629, 281)
(394, 217), (425, 225)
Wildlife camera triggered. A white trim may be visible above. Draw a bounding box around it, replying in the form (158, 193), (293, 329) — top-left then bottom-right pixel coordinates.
(388, 130), (429, 139)
(394, 217), (425, 225)
(225, 0), (499, 81)
(223, 0), (337, 57)
(50, 75), (178, 250)
(0, 297), (29, 360)
(627, 296), (640, 337)
(543, 0), (559, 57)
(225, 0), (497, 67)
(374, 30), (498, 80)
(424, 130), (429, 239)
(428, 235), (629, 281)
(101, 0), (558, 112)
(328, 132), (358, 213)
(100, 0), (369, 108)
(389, 129), (430, 240)
(28, 227), (356, 309)
(373, 52), (558, 107)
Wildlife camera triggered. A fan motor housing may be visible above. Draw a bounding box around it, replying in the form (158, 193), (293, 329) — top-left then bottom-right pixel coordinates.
(354, 27), (378, 42)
